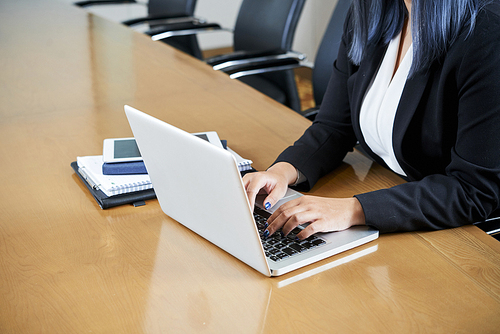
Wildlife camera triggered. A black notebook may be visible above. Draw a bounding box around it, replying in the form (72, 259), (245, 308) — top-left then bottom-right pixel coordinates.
(71, 161), (156, 209)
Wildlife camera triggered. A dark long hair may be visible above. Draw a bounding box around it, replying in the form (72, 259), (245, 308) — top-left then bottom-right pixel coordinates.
(348, 0), (493, 76)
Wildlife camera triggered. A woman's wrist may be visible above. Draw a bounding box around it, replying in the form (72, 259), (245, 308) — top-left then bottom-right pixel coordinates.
(350, 197), (366, 226)
(267, 162), (299, 186)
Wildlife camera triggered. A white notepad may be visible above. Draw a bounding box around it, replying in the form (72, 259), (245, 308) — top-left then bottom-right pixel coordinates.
(227, 147), (253, 171)
(77, 155), (152, 197)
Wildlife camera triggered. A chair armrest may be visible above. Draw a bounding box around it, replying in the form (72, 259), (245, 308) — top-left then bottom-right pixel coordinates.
(299, 107), (319, 121)
(123, 15), (199, 27)
(474, 216), (500, 235)
(221, 55), (310, 79)
(75, 0), (137, 8)
(212, 51), (306, 72)
(206, 50), (288, 67)
(226, 58), (302, 79)
(149, 21), (228, 41)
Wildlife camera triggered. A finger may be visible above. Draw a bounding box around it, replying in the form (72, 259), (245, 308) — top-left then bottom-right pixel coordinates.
(280, 209), (316, 236)
(295, 216), (348, 240)
(267, 196), (303, 225)
(262, 185), (288, 211)
(246, 186), (263, 211)
(266, 202), (307, 236)
(295, 220), (325, 240)
(246, 180), (283, 211)
(242, 174), (266, 210)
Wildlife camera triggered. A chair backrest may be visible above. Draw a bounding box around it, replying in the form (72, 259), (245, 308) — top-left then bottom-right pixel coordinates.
(312, 0), (352, 106)
(148, 0), (201, 59)
(148, 0), (197, 17)
(233, 0), (306, 52)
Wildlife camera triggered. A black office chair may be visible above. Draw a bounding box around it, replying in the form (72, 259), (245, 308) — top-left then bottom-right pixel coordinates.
(475, 215), (500, 241)
(150, 0), (307, 112)
(224, 0), (352, 118)
(75, 0), (203, 59)
(310, 0), (352, 111)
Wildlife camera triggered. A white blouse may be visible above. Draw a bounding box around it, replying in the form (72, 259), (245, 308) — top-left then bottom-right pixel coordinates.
(359, 33), (413, 177)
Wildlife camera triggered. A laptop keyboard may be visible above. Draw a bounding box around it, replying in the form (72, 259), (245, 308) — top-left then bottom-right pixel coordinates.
(253, 209), (327, 262)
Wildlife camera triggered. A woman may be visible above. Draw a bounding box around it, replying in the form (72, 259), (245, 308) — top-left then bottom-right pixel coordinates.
(243, 0), (500, 239)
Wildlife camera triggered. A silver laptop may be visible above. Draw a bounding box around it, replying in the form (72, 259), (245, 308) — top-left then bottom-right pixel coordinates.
(125, 105), (378, 276)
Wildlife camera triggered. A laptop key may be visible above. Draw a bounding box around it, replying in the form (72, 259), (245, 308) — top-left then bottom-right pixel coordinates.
(269, 248), (281, 255)
(312, 239), (326, 246)
(301, 242), (314, 249)
(305, 235), (318, 242)
(276, 253), (289, 260)
(282, 248), (297, 256)
(289, 243), (306, 253)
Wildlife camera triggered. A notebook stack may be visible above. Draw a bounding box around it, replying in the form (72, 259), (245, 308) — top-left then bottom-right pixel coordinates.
(72, 134), (253, 209)
(71, 155), (155, 209)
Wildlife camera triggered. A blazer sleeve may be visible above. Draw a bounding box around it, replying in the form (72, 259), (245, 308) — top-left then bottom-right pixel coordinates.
(274, 12), (359, 191)
(356, 5), (500, 232)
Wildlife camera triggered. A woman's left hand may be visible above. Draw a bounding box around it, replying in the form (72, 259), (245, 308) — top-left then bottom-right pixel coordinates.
(265, 196), (366, 240)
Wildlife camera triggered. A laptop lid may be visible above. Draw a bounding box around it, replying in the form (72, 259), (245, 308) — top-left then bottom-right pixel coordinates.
(125, 105), (271, 276)
(125, 105), (379, 277)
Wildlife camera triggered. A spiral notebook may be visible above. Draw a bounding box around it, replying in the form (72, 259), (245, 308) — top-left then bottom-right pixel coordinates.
(227, 147), (253, 172)
(77, 155), (152, 197)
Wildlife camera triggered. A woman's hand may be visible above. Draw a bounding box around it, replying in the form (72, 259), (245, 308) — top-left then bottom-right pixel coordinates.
(242, 162), (299, 210)
(265, 196), (366, 240)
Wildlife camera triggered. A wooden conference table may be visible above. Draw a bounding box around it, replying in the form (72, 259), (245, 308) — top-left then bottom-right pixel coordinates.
(1, 0), (500, 332)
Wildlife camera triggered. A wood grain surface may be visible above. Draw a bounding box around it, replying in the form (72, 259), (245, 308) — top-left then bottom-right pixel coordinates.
(1, 1), (499, 332)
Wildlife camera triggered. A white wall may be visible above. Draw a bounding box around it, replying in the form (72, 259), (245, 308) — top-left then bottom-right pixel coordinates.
(193, 0), (242, 51)
(67, 0), (339, 62)
(295, 0), (338, 62)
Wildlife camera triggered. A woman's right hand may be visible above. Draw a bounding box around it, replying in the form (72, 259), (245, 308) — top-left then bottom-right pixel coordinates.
(242, 162), (299, 210)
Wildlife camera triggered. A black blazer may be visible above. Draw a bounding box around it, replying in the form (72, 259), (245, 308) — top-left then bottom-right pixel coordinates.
(276, 3), (500, 233)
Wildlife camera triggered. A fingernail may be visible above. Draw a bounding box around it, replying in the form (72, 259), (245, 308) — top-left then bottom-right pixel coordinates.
(264, 202), (271, 210)
(263, 230), (270, 239)
(264, 222), (268, 228)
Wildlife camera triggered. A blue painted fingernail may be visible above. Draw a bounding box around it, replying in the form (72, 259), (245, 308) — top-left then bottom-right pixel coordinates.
(263, 230), (269, 238)
(264, 222), (268, 228)
(264, 202), (271, 210)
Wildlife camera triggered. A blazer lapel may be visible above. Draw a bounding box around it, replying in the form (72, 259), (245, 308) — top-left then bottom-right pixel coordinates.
(349, 43), (387, 126)
(392, 70), (431, 179)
